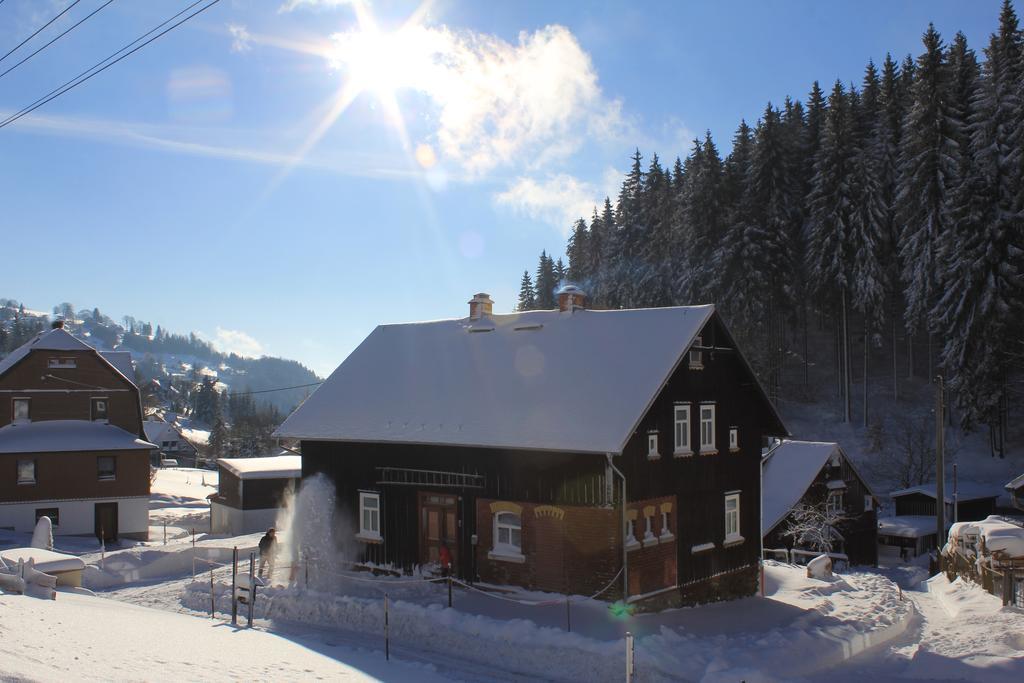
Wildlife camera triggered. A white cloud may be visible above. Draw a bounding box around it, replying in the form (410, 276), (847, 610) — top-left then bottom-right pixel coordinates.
(279, 0), (353, 13)
(210, 327), (265, 358)
(326, 23), (625, 175)
(495, 173), (600, 234)
(227, 24), (252, 53)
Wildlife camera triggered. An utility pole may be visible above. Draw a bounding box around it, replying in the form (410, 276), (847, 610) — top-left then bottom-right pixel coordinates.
(935, 375), (945, 566)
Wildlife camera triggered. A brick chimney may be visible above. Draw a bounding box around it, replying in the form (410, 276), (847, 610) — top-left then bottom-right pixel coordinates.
(468, 293), (494, 320)
(557, 284), (587, 313)
(51, 319), (65, 329)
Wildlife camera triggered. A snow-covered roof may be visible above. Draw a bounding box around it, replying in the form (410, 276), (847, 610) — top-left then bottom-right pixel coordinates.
(1005, 474), (1024, 493)
(0, 547), (87, 573)
(276, 305), (785, 454)
(0, 327), (93, 377)
(891, 482), (999, 503)
(144, 419), (179, 444)
(219, 455), (302, 480)
(877, 516), (947, 538)
(0, 420), (155, 453)
(100, 351), (134, 382)
(761, 440), (841, 535)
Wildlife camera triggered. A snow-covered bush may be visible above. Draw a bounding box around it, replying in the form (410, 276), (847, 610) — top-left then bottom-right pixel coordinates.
(30, 516), (53, 551)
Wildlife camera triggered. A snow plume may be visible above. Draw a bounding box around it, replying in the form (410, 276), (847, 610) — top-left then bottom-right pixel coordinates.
(275, 474), (356, 589)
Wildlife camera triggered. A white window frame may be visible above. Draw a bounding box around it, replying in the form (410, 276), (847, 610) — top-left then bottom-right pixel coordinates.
(646, 430), (660, 459)
(864, 495), (873, 512)
(17, 459), (36, 485)
(643, 512), (656, 541)
(826, 490), (844, 515)
(673, 402), (692, 456)
(48, 357), (76, 369)
(492, 511), (523, 560)
(12, 397), (30, 423)
(729, 427), (739, 452)
(724, 492), (742, 544)
(97, 455), (116, 481)
(659, 509), (674, 540)
(358, 491), (382, 541)
(91, 397), (109, 422)
(700, 403), (716, 454)
(689, 335), (704, 369)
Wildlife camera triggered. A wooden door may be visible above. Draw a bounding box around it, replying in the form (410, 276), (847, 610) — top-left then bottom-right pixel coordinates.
(420, 493), (458, 569)
(95, 502), (118, 541)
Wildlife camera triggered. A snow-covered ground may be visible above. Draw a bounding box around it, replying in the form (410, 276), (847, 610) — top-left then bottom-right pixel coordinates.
(149, 467), (218, 533)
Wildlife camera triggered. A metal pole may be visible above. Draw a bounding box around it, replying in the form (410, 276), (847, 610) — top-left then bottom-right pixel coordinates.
(192, 530), (196, 580)
(248, 551), (256, 628)
(953, 463), (958, 525)
(448, 575), (453, 608)
(625, 631), (634, 683)
(566, 597), (571, 632)
(384, 592), (390, 661)
(231, 546), (238, 626)
(936, 376), (946, 562)
(163, 522), (167, 545)
(210, 564), (215, 618)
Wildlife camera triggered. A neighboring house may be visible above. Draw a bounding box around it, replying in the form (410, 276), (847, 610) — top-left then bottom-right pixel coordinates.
(761, 441), (878, 566)
(275, 289), (788, 606)
(210, 455), (300, 535)
(891, 483), (1000, 522)
(1006, 474), (1024, 513)
(0, 321), (154, 541)
(143, 418), (198, 465)
(876, 516), (948, 560)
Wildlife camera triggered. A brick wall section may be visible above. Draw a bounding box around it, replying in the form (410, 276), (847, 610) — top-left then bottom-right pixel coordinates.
(476, 498), (620, 597)
(625, 495), (678, 598)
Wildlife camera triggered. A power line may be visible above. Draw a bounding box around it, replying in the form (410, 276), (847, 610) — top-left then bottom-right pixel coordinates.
(0, 0), (220, 130)
(226, 382), (323, 397)
(0, 0), (116, 82)
(0, 0), (81, 64)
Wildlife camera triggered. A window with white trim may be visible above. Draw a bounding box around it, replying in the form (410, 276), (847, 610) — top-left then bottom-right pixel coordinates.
(660, 509), (673, 539)
(724, 492), (741, 542)
(493, 512), (522, 555)
(729, 427), (738, 451)
(864, 495), (873, 512)
(673, 403), (691, 455)
(625, 518), (640, 548)
(97, 456), (116, 481)
(17, 459), (36, 485)
(48, 357), (76, 369)
(647, 431), (659, 459)
(700, 403), (716, 453)
(644, 511), (656, 541)
(12, 398), (30, 422)
(826, 491), (844, 514)
(91, 397), (108, 421)
(359, 491), (381, 539)
(689, 335), (704, 368)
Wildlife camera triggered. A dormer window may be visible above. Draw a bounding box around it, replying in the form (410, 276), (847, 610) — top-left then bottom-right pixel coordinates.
(689, 335), (704, 369)
(12, 398), (30, 422)
(646, 430), (660, 459)
(48, 357), (76, 369)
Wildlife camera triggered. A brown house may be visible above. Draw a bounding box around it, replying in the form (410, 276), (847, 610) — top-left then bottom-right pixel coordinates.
(0, 321), (154, 541)
(276, 289), (787, 606)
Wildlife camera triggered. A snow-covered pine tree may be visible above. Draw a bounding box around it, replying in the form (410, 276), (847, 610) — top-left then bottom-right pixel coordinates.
(611, 149), (647, 308)
(636, 154), (673, 307)
(535, 251), (557, 309)
(807, 81), (857, 422)
(896, 25), (960, 380)
(566, 218), (591, 285)
(553, 257), (566, 288)
(517, 270), (537, 311)
(712, 120), (755, 320)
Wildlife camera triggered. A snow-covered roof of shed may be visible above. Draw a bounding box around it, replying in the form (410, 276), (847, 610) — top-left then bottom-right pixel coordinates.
(100, 351), (134, 382)
(0, 420), (155, 453)
(219, 455), (301, 480)
(878, 515), (948, 538)
(0, 327), (93, 377)
(1006, 474), (1024, 492)
(891, 482), (999, 503)
(275, 305), (774, 454)
(761, 440), (840, 535)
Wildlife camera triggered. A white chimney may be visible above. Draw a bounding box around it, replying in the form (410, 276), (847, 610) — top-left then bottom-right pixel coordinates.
(468, 293), (494, 320)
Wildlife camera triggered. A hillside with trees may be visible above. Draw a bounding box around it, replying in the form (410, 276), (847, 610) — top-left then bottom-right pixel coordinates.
(515, 3), (1024, 465)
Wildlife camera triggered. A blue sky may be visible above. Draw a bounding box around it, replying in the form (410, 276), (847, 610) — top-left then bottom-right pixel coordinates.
(0, 0), (1006, 377)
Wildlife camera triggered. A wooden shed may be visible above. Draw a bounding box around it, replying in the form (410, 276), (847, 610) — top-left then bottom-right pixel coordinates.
(210, 455), (300, 535)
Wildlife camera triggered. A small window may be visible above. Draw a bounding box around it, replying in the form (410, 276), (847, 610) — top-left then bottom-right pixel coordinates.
(493, 512), (522, 554)
(643, 511), (656, 541)
(700, 403), (716, 453)
(724, 492), (741, 542)
(359, 491), (381, 539)
(864, 495), (874, 512)
(689, 335), (704, 368)
(673, 403), (691, 455)
(97, 456), (116, 481)
(625, 518), (640, 548)
(17, 459), (36, 485)
(35, 508), (59, 527)
(91, 398), (109, 421)
(729, 427), (739, 452)
(826, 491), (844, 515)
(12, 398), (30, 422)
(660, 509), (673, 539)
(646, 431), (660, 459)
(48, 357), (76, 369)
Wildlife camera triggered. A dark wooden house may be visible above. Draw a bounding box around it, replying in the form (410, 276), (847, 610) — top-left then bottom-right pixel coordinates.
(761, 441), (878, 566)
(210, 455), (300, 535)
(891, 483), (1000, 522)
(0, 321), (154, 540)
(276, 289), (788, 606)
(1007, 474), (1024, 513)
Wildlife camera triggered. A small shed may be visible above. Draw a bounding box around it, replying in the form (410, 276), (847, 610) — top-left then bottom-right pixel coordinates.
(877, 515), (950, 560)
(891, 482), (1000, 522)
(1006, 474), (1024, 513)
(210, 455), (300, 535)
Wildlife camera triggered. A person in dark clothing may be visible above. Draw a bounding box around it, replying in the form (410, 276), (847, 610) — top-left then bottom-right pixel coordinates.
(258, 527), (277, 578)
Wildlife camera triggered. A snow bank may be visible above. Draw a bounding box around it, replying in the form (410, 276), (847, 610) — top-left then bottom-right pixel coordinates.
(0, 548), (85, 574)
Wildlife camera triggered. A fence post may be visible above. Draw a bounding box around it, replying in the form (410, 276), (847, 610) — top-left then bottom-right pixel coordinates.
(384, 592), (390, 661)
(192, 530), (196, 581)
(163, 522), (167, 545)
(210, 564), (215, 618)
(760, 560), (766, 597)
(304, 550), (309, 589)
(625, 631), (634, 683)
(248, 551), (256, 627)
(448, 575), (453, 608)
(566, 597), (571, 632)
(231, 546), (238, 626)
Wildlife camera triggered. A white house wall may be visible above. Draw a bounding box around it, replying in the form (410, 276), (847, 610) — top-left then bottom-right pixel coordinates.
(211, 501), (279, 536)
(0, 496), (149, 539)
